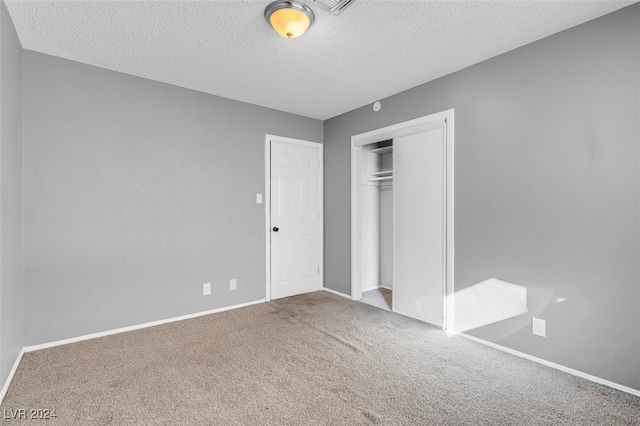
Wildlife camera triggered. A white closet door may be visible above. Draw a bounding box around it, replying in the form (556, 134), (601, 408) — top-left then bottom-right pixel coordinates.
(393, 128), (445, 327)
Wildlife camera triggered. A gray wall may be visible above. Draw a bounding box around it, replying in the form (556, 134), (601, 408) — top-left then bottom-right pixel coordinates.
(324, 5), (640, 390)
(23, 52), (323, 345)
(0, 0), (23, 388)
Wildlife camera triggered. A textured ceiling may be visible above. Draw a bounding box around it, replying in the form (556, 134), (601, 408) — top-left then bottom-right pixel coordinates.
(5, 0), (637, 120)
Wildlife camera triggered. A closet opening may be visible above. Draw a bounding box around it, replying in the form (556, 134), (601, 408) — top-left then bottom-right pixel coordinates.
(350, 110), (455, 329)
(359, 139), (394, 312)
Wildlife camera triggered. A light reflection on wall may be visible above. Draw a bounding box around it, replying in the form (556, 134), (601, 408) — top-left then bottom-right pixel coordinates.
(448, 278), (528, 333)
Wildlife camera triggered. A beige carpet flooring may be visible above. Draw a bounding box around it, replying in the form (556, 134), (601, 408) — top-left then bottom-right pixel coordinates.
(361, 287), (392, 311)
(1, 291), (639, 425)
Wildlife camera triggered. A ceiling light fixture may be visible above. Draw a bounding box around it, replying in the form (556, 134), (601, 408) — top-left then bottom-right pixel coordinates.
(265, 1), (315, 39)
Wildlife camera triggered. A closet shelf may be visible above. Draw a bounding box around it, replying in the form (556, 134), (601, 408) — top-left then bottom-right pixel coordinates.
(370, 146), (393, 154)
(368, 176), (393, 182)
(370, 170), (393, 176)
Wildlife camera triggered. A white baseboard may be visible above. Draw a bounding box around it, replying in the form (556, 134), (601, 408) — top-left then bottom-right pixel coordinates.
(454, 331), (640, 398)
(322, 287), (352, 300)
(362, 285), (393, 292)
(24, 298), (266, 353)
(0, 348), (26, 404)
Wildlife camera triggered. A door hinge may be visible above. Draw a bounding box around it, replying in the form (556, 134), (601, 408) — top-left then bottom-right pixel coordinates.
(318, 266), (320, 274)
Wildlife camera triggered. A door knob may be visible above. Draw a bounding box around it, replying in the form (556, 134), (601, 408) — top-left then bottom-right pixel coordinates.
(273, 227), (279, 232)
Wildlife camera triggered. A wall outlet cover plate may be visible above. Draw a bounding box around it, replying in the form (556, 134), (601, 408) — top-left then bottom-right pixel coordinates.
(532, 317), (546, 337)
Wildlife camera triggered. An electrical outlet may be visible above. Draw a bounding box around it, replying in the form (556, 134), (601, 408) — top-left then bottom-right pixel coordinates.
(230, 278), (237, 291)
(203, 283), (211, 296)
(256, 194), (263, 204)
(532, 318), (546, 337)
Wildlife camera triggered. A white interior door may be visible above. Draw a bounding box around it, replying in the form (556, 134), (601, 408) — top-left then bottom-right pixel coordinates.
(270, 140), (320, 300)
(393, 127), (446, 326)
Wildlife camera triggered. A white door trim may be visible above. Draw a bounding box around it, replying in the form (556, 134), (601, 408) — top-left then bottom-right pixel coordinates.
(350, 109), (455, 329)
(265, 134), (323, 302)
